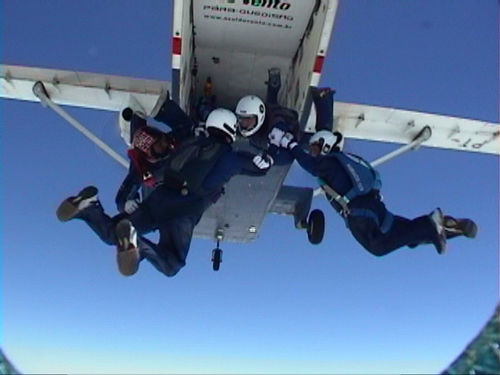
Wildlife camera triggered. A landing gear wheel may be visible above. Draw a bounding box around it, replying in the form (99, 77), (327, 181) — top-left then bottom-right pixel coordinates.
(307, 209), (325, 244)
(212, 248), (223, 271)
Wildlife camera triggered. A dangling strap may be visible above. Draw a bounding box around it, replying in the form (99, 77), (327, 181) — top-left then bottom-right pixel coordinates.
(318, 177), (393, 233)
(318, 178), (350, 217)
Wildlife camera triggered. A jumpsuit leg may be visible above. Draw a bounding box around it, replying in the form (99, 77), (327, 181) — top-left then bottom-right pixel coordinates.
(76, 199), (159, 246)
(138, 214), (199, 277)
(347, 197), (438, 256)
(126, 201), (158, 235)
(153, 97), (195, 131)
(312, 88), (334, 131)
(76, 202), (123, 245)
(128, 186), (206, 277)
(74, 188), (166, 247)
(298, 88), (336, 147)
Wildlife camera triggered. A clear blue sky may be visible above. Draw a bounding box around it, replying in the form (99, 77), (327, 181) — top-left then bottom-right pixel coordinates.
(1, 1), (498, 374)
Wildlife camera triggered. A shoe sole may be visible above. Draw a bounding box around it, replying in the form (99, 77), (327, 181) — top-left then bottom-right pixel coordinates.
(431, 208), (446, 254)
(115, 220), (134, 252)
(444, 217), (478, 238)
(56, 186), (98, 222)
(115, 219), (139, 276)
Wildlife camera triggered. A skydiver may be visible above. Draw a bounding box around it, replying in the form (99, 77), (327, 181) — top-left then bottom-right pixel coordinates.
(234, 67), (301, 165)
(56, 107), (272, 277)
(115, 91), (199, 211)
(270, 87), (478, 256)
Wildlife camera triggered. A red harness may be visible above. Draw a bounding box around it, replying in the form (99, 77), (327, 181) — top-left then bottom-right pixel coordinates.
(127, 149), (156, 187)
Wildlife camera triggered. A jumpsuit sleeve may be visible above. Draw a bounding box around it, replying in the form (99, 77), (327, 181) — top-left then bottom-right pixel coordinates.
(201, 149), (268, 193)
(290, 146), (320, 176)
(199, 149), (270, 204)
(115, 163), (142, 212)
(234, 150), (271, 176)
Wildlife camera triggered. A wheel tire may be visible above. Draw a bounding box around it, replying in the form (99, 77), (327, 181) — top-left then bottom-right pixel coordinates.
(307, 209), (325, 244)
(212, 248), (222, 271)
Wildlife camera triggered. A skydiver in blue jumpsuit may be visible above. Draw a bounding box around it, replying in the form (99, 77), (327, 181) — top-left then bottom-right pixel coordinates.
(57, 104), (271, 277)
(271, 87), (478, 256)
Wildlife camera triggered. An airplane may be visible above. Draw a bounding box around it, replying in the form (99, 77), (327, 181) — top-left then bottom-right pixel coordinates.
(1, 0), (499, 272)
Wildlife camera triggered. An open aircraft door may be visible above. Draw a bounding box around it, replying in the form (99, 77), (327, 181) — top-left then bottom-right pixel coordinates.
(171, 0), (339, 246)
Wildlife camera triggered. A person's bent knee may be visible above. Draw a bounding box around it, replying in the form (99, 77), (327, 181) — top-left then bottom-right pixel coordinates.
(364, 246), (388, 257)
(163, 260), (186, 277)
(361, 240), (391, 257)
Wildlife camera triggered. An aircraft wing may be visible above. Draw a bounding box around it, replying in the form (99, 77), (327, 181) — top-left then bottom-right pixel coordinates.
(305, 101), (499, 155)
(0, 64), (169, 114)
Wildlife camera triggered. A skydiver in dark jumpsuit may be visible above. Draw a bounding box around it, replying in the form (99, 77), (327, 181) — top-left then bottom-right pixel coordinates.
(57, 100), (272, 277)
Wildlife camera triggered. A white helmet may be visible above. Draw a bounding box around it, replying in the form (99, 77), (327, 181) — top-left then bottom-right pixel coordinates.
(205, 108), (238, 142)
(309, 130), (338, 155)
(235, 95), (266, 137)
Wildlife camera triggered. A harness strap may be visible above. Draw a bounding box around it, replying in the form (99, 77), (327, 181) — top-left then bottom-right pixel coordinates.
(319, 178), (393, 234)
(319, 179), (350, 216)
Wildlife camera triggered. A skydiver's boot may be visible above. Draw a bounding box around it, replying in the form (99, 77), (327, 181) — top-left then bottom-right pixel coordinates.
(56, 186), (99, 222)
(115, 219), (140, 276)
(267, 67), (281, 90)
(443, 216), (478, 238)
(407, 214), (476, 249)
(429, 208), (447, 254)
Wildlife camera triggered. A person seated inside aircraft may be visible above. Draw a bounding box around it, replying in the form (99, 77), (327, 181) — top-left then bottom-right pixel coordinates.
(270, 87), (478, 256)
(195, 76), (217, 124)
(235, 67), (301, 165)
(56, 108), (273, 278)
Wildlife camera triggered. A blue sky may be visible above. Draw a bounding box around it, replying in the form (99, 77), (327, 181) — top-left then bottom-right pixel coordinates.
(1, 1), (498, 374)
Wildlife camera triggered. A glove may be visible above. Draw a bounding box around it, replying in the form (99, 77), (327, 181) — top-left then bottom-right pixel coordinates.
(252, 153), (274, 170)
(124, 199), (140, 214)
(194, 125), (209, 137)
(280, 132), (298, 149)
(268, 127), (285, 147)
